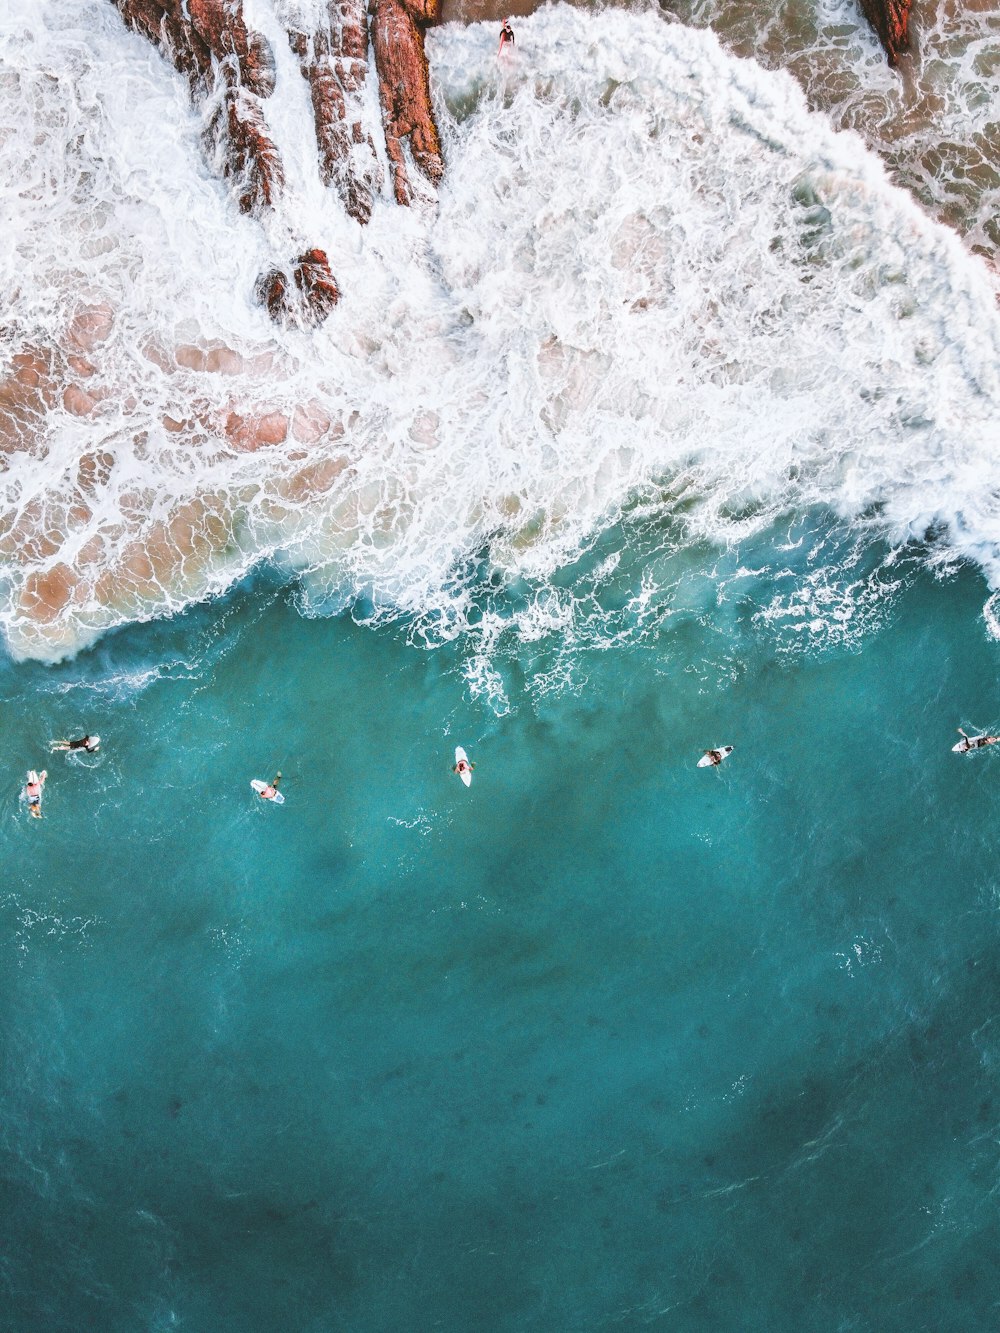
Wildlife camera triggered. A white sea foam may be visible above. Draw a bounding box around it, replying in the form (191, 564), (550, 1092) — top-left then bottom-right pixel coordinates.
(682, 0), (1000, 259)
(0, 1), (997, 661)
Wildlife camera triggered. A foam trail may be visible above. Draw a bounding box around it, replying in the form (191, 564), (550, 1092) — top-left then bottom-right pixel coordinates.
(0, 2), (997, 662)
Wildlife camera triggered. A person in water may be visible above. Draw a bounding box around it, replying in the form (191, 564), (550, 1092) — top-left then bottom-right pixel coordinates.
(257, 771), (282, 800)
(453, 755), (475, 780)
(955, 728), (1000, 753)
(702, 747), (732, 767)
(51, 734), (100, 753)
(498, 19), (514, 56)
(24, 769), (46, 817)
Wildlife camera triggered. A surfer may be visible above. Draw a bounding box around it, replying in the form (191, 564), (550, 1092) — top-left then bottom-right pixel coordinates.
(953, 728), (1000, 753)
(699, 746), (733, 768)
(24, 769), (46, 816)
(498, 19), (514, 56)
(256, 771), (282, 801)
(453, 754), (475, 781)
(50, 734), (100, 753)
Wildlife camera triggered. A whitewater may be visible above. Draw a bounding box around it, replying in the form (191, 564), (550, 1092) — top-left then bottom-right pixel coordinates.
(0, 0), (998, 665)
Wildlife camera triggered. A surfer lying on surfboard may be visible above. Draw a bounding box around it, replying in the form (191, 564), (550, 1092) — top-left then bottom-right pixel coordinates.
(497, 19), (514, 56)
(953, 728), (1000, 753)
(252, 771), (283, 802)
(24, 769), (46, 816)
(453, 748), (475, 786)
(50, 734), (100, 753)
(698, 746), (733, 768)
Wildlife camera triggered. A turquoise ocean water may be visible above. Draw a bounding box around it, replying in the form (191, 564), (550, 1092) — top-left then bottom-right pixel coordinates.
(4, 517), (1000, 1330)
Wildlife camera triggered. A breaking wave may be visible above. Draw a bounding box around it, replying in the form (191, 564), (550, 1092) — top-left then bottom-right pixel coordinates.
(0, 0), (997, 662)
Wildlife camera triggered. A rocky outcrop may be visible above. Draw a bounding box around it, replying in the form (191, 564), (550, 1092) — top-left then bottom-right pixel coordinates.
(255, 250), (341, 325)
(857, 0), (913, 65)
(289, 4), (384, 226)
(372, 0), (444, 206)
(110, 0), (283, 214)
(291, 0), (443, 215)
(111, 0), (445, 220)
(109, 0), (445, 318)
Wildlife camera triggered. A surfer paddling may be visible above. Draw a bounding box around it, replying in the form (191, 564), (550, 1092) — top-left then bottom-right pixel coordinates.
(497, 19), (514, 57)
(23, 769), (46, 817)
(50, 734), (100, 754)
(953, 728), (1000, 754)
(453, 747), (475, 786)
(698, 746), (733, 768)
(253, 771), (283, 802)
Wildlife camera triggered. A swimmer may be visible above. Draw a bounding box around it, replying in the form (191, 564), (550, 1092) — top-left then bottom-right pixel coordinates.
(953, 728), (1000, 753)
(497, 19), (514, 56)
(698, 746), (734, 768)
(24, 769), (46, 817)
(50, 734), (100, 753)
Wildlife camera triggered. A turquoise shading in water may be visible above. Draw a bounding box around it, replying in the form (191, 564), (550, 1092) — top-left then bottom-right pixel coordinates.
(2, 536), (1000, 1331)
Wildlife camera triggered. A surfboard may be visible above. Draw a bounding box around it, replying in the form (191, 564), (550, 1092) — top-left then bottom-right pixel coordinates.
(697, 746), (733, 768)
(25, 769), (45, 817)
(251, 779), (285, 804)
(454, 746), (472, 787)
(952, 734), (998, 753)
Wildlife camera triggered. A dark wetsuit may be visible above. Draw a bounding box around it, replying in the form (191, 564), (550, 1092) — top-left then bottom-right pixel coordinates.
(500, 23), (514, 46)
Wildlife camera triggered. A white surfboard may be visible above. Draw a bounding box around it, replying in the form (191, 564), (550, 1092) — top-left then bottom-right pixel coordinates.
(251, 779), (285, 804)
(24, 769), (46, 817)
(454, 746), (472, 787)
(697, 746), (733, 768)
(952, 734), (998, 753)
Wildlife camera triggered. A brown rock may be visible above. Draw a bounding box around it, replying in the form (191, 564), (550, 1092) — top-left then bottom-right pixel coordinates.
(289, 14), (384, 225)
(294, 248), (341, 322)
(186, 0), (277, 97)
(109, 0), (282, 210)
(857, 0), (913, 65)
(255, 249), (340, 326)
(109, 0), (450, 301)
(371, 0), (444, 206)
(208, 87), (285, 213)
(255, 268), (290, 322)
